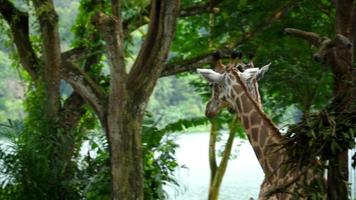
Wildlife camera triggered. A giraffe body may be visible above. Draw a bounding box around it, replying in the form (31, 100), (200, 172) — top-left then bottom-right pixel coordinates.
(198, 63), (324, 199)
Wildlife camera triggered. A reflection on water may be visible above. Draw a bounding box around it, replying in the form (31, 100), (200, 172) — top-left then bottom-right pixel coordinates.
(166, 132), (264, 200)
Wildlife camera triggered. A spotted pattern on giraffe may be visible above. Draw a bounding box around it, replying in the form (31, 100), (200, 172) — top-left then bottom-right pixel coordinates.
(197, 57), (324, 200)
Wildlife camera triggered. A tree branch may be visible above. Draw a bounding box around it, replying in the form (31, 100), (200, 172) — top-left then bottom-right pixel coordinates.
(1, 0), (106, 121)
(93, 11), (127, 129)
(161, 1), (297, 76)
(211, 118), (236, 191)
(122, 4), (150, 36)
(285, 28), (352, 63)
(161, 52), (216, 76)
(110, 0), (124, 40)
(127, 0), (181, 107)
(0, 0), (39, 79)
(61, 58), (106, 119)
(209, 120), (218, 179)
(60, 92), (85, 130)
(180, 0), (223, 17)
(284, 28), (322, 46)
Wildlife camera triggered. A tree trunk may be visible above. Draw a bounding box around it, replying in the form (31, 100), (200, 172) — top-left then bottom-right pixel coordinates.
(95, 1), (180, 199)
(32, 0), (61, 119)
(209, 120), (218, 182)
(105, 103), (144, 200)
(327, 154), (349, 200)
(208, 119), (236, 200)
(327, 0), (354, 199)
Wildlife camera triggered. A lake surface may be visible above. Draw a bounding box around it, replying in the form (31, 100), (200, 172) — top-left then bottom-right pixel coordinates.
(166, 132), (264, 200)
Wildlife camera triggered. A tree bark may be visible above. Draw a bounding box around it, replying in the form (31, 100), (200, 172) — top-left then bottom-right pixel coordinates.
(285, 0), (354, 199)
(209, 120), (218, 182)
(105, 104), (144, 200)
(327, 1), (354, 199)
(93, 1), (180, 199)
(32, 0), (62, 119)
(0, 0), (39, 79)
(208, 119), (236, 200)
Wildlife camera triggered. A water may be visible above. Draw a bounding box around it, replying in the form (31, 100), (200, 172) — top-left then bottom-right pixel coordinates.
(166, 132), (264, 200)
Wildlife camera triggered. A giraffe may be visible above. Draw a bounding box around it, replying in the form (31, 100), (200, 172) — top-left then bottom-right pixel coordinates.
(197, 53), (323, 200)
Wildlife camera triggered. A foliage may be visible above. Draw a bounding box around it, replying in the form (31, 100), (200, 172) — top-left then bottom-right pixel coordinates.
(254, 0), (334, 122)
(284, 109), (356, 167)
(0, 83), (80, 199)
(147, 75), (206, 128)
(0, 49), (25, 122)
(69, 112), (185, 200)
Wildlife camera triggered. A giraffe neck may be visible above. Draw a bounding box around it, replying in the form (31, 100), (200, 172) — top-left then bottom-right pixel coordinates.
(228, 70), (286, 175)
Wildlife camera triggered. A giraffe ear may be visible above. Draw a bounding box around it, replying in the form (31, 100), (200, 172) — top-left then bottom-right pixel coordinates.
(257, 63), (271, 80)
(197, 68), (224, 83)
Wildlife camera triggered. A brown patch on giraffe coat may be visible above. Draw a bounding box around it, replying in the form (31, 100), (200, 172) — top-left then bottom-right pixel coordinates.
(254, 146), (262, 160)
(251, 127), (259, 142)
(259, 124), (269, 146)
(240, 93), (253, 113)
(232, 85), (242, 93)
(242, 116), (249, 128)
(250, 111), (260, 126)
(267, 150), (282, 171)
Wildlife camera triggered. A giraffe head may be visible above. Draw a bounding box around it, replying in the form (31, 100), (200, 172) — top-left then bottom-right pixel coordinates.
(198, 52), (270, 118)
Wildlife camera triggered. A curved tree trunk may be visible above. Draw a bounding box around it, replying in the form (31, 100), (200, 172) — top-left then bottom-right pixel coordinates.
(208, 119), (237, 200)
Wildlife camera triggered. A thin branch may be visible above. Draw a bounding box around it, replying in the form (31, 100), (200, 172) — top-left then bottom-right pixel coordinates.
(284, 28), (322, 46)
(122, 4), (150, 35)
(123, 0), (224, 35)
(1, 0), (106, 121)
(111, 0), (121, 19)
(209, 120), (218, 179)
(61, 48), (106, 118)
(110, 0), (124, 40)
(313, 38), (334, 62)
(180, 0), (223, 17)
(161, 52), (215, 76)
(61, 59), (106, 119)
(61, 47), (87, 61)
(231, 0), (297, 48)
(285, 27), (352, 63)
(211, 118), (236, 189)
(0, 0), (39, 79)
(162, 1), (296, 76)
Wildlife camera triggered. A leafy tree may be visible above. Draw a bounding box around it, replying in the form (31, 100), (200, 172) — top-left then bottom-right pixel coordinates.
(0, 1), (225, 198)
